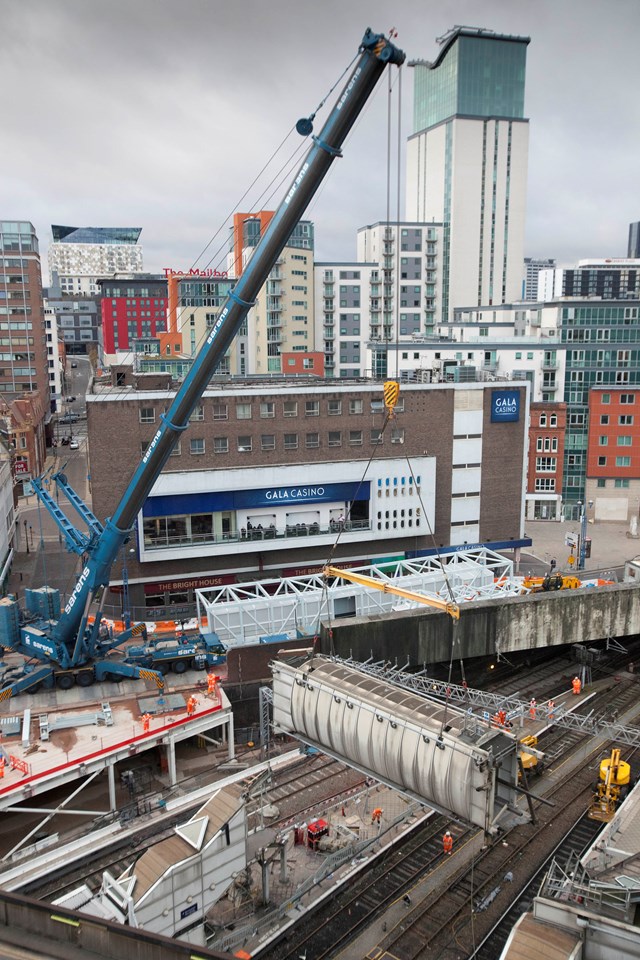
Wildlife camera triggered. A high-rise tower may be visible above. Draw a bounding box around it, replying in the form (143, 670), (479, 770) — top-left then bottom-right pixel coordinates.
(406, 27), (530, 321)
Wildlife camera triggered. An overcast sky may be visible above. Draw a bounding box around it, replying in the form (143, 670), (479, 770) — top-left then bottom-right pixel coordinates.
(3, 0), (639, 282)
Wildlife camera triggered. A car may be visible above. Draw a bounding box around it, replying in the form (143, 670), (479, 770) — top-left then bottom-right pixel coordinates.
(70, 362), (78, 368)
(69, 440), (79, 450)
(59, 414), (79, 424)
(65, 396), (76, 403)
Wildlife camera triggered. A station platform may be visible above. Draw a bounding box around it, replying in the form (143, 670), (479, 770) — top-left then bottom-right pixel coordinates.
(0, 673), (234, 820)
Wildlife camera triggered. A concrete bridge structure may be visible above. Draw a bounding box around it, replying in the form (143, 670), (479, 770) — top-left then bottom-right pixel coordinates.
(317, 582), (640, 665)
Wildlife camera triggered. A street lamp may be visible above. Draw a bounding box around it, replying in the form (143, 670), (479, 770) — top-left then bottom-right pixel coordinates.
(577, 500), (594, 571)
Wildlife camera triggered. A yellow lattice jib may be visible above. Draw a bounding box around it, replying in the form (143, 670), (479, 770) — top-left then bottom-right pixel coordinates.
(383, 381), (400, 413)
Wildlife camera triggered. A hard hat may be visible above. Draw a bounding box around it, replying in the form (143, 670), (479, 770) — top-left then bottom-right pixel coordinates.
(446, 830), (451, 836)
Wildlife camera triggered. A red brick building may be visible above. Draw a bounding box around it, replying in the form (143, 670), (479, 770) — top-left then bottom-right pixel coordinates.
(526, 401), (566, 520)
(586, 387), (639, 521)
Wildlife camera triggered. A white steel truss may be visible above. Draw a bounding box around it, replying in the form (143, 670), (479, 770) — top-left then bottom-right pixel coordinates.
(195, 548), (522, 647)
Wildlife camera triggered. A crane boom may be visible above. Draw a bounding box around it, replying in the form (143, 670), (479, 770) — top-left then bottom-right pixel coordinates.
(1, 29), (405, 699)
(322, 565), (461, 620)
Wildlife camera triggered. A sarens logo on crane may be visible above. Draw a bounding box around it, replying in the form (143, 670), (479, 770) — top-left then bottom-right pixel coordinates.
(64, 565), (91, 614)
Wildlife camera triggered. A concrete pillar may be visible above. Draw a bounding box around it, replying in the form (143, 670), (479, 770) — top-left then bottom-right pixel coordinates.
(227, 716), (235, 761)
(280, 842), (287, 882)
(167, 736), (177, 787)
(107, 763), (117, 811)
(261, 857), (270, 906)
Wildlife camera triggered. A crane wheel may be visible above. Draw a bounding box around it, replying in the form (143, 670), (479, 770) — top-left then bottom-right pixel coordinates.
(76, 670), (95, 687)
(173, 660), (188, 675)
(27, 683), (42, 694)
(56, 673), (75, 690)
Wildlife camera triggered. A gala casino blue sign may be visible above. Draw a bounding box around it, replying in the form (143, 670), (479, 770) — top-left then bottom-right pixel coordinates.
(491, 390), (520, 423)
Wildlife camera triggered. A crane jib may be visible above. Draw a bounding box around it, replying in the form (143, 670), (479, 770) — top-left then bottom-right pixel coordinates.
(51, 28), (405, 648)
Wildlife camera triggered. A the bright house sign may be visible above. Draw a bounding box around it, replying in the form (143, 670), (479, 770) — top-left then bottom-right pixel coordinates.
(491, 390), (520, 423)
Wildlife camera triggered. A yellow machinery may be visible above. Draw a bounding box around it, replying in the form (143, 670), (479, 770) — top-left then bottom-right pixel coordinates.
(589, 749), (631, 822)
(522, 573), (581, 593)
(322, 566), (460, 621)
(519, 735), (543, 779)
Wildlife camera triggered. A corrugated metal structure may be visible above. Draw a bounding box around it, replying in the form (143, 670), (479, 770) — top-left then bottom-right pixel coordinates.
(272, 655), (521, 833)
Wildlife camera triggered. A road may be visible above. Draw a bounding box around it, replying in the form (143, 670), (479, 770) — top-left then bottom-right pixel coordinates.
(11, 359), (93, 599)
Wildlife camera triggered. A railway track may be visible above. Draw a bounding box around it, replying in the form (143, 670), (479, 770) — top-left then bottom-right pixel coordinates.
(23, 754), (363, 903)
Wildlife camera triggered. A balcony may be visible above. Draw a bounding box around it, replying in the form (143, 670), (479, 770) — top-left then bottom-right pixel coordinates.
(143, 519), (372, 553)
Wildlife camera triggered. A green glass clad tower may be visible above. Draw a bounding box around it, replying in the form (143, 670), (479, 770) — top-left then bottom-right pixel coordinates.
(406, 27), (530, 321)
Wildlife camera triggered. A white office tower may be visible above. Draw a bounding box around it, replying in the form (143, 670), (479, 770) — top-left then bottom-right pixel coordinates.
(406, 27), (530, 321)
(48, 226), (143, 296)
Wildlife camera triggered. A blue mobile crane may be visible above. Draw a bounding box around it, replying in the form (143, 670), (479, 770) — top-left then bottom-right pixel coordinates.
(0, 28), (405, 701)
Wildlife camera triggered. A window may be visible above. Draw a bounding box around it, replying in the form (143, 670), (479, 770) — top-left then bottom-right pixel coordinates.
(305, 432), (320, 448)
(534, 478), (555, 491)
(212, 403), (228, 420)
(597, 478), (606, 488)
(599, 436), (608, 446)
(190, 405), (204, 422)
(349, 399), (363, 414)
(539, 414), (547, 426)
(190, 438), (205, 455)
(535, 457), (556, 472)
(615, 478), (630, 488)
(349, 430), (363, 445)
(601, 393), (611, 404)
(549, 415), (557, 427)
(328, 400), (342, 416)
(391, 428), (405, 444)
(238, 436), (252, 452)
(236, 403), (252, 419)
(616, 456), (631, 467)
(283, 400), (298, 417)
(260, 402), (275, 419)
(261, 434), (276, 451)
(284, 433), (298, 450)
(621, 394), (635, 404)
(600, 415), (609, 425)
(305, 401), (319, 417)
(618, 436), (633, 446)
(328, 431), (342, 447)
(169, 441), (181, 457)
(371, 428), (383, 445)
(213, 437), (228, 454)
(139, 407), (155, 423)
(140, 440), (149, 454)
(619, 415), (634, 425)
(598, 456), (607, 466)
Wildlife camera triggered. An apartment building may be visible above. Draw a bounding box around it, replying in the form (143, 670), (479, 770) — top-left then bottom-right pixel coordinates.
(48, 225), (143, 297)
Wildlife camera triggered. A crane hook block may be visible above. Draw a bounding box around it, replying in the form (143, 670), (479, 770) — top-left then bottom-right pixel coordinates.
(383, 381), (400, 412)
(296, 117), (314, 136)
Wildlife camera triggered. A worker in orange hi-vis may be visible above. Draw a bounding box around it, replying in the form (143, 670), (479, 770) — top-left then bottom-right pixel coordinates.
(443, 830), (453, 855)
(548, 699), (555, 720)
(207, 672), (219, 696)
(186, 695), (198, 716)
(572, 676), (582, 695)
(529, 698), (537, 720)
(0, 756), (4, 780)
(142, 713), (151, 734)
(371, 807), (383, 824)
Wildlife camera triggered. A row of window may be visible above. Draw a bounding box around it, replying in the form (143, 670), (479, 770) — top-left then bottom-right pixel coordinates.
(142, 428), (405, 456)
(598, 435), (633, 446)
(596, 478), (631, 488)
(600, 414), (634, 424)
(138, 397), (404, 424)
(596, 456), (632, 467)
